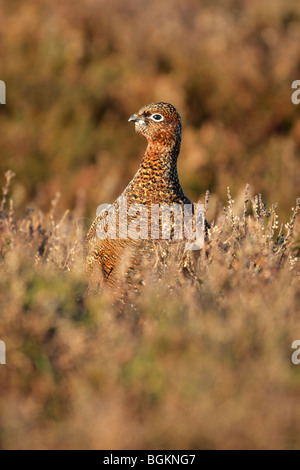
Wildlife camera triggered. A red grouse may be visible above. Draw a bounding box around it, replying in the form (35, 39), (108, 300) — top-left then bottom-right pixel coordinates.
(85, 102), (206, 290)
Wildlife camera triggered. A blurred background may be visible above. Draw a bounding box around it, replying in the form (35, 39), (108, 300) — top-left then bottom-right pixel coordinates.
(0, 0), (299, 222)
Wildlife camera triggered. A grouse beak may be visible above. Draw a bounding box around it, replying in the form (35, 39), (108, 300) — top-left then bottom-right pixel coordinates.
(128, 114), (144, 124)
(128, 114), (139, 122)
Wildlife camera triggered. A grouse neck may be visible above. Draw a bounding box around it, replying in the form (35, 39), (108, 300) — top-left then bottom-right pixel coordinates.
(140, 135), (181, 173)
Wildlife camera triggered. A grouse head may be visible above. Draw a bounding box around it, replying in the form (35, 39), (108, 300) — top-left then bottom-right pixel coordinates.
(128, 102), (182, 147)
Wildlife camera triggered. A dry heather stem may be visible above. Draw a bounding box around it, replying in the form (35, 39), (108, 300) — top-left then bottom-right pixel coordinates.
(0, 172), (299, 450)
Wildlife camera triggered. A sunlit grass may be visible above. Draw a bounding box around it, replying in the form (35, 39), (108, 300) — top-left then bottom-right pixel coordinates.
(0, 170), (299, 449)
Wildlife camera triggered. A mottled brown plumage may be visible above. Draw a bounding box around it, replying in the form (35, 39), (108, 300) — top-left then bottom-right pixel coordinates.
(85, 102), (204, 290)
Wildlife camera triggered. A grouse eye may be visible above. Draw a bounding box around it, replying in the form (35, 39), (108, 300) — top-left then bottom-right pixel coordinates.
(150, 113), (164, 122)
